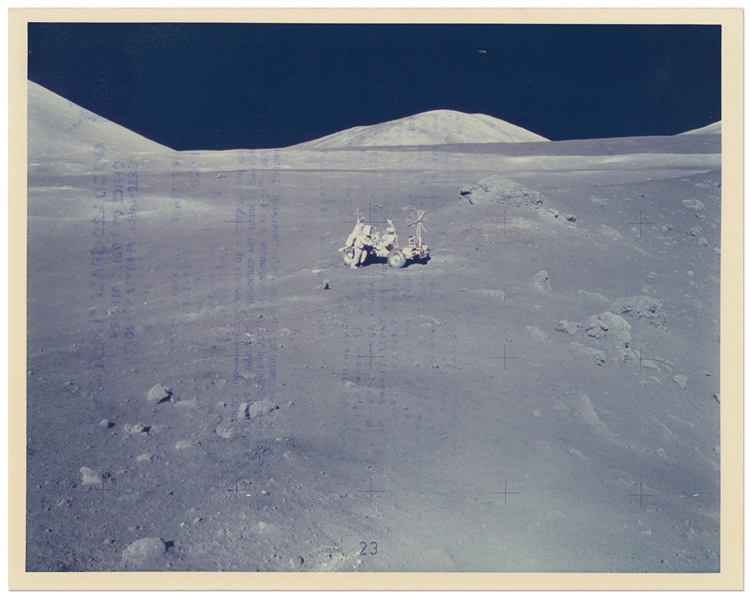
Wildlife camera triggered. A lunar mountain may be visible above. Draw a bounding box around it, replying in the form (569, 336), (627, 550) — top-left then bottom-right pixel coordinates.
(26, 81), (721, 573)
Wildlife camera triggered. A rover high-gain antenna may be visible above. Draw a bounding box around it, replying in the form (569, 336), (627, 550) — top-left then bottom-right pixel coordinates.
(406, 210), (427, 246)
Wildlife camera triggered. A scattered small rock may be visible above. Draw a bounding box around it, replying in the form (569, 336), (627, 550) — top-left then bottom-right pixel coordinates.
(532, 410), (542, 418)
(533, 270), (551, 293)
(79, 467), (103, 487)
(99, 419), (113, 429)
(238, 399), (279, 420)
(129, 423), (149, 435)
(612, 295), (667, 330)
(590, 195), (608, 206)
(460, 176), (547, 207)
(565, 214), (577, 222)
(175, 440), (192, 450)
(146, 384), (172, 405)
(713, 393), (720, 404)
(121, 537), (167, 569)
(672, 375), (688, 390)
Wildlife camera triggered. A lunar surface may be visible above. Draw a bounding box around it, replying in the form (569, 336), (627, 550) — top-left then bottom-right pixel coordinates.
(26, 81), (721, 572)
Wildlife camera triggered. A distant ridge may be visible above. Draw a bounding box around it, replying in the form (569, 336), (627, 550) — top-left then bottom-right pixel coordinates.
(28, 81), (172, 162)
(678, 121), (721, 135)
(294, 109), (549, 148)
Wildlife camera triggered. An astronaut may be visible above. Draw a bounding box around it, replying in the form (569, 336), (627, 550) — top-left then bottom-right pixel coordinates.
(345, 217), (365, 247)
(379, 219), (397, 250)
(351, 224), (375, 269)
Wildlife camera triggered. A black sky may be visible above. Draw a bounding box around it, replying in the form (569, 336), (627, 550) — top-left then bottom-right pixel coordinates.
(28, 23), (721, 151)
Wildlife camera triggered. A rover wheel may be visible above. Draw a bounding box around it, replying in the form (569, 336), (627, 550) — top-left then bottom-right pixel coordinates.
(387, 250), (407, 268)
(341, 247), (356, 266)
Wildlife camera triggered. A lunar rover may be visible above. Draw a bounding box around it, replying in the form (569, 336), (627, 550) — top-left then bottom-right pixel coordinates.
(340, 210), (430, 269)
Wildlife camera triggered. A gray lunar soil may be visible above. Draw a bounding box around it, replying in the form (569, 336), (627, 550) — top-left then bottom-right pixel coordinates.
(26, 81), (720, 572)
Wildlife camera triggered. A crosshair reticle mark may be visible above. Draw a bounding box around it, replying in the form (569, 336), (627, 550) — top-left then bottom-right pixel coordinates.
(343, 199), (391, 226)
(356, 342), (385, 371)
(488, 209), (510, 236)
(628, 210), (654, 237)
(491, 479), (519, 506)
(223, 210), (256, 235)
(491, 344), (518, 372)
(88, 477), (128, 498)
(227, 481), (253, 500)
(357, 476), (385, 505)
(222, 342), (253, 371)
(91, 217), (124, 237)
(624, 346), (654, 374)
(627, 482), (655, 509)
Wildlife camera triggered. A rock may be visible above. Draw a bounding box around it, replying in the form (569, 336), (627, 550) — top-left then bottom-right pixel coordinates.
(79, 467), (103, 487)
(598, 311), (631, 332)
(695, 179), (720, 188)
(585, 311), (632, 345)
(612, 295), (667, 330)
(570, 342), (606, 367)
(469, 289), (505, 301)
(538, 207), (559, 221)
(238, 398), (279, 420)
(121, 537), (166, 569)
(565, 214), (577, 222)
(526, 326), (549, 343)
(672, 375), (688, 390)
(175, 440), (192, 450)
(174, 398), (199, 409)
(584, 317), (609, 339)
(459, 176), (547, 207)
(590, 195), (608, 206)
(682, 198), (705, 211)
(215, 421), (236, 439)
(129, 423), (148, 435)
(556, 320), (580, 335)
(567, 447), (586, 460)
(146, 384), (171, 405)
(713, 393), (720, 404)
(99, 419), (112, 429)
(533, 270), (551, 293)
(577, 290), (610, 303)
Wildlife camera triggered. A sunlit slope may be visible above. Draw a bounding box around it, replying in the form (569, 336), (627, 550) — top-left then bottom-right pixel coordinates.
(294, 109), (549, 148)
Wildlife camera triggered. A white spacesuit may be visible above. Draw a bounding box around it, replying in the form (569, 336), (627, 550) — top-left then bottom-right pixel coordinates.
(345, 218), (365, 247)
(351, 224), (374, 269)
(379, 219), (397, 249)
